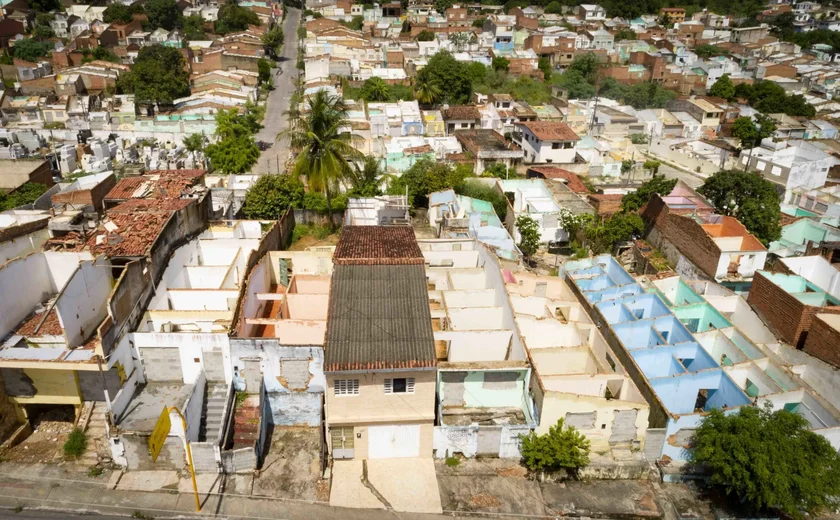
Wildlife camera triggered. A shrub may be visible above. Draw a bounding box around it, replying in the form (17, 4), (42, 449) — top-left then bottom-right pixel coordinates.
(520, 419), (590, 474)
(445, 456), (460, 467)
(63, 428), (87, 458)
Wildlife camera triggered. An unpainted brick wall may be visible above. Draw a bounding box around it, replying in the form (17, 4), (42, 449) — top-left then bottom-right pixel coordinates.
(655, 213), (720, 279)
(747, 271), (840, 348)
(803, 315), (840, 368)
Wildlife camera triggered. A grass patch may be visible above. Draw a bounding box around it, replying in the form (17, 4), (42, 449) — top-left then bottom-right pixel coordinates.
(13, 504), (23, 513)
(235, 391), (248, 407)
(87, 465), (104, 478)
(132, 512), (154, 520)
(292, 223), (331, 244)
(63, 428), (87, 458)
(445, 456), (460, 468)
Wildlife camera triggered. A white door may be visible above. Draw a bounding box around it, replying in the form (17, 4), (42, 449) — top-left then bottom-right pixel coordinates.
(368, 425), (420, 459)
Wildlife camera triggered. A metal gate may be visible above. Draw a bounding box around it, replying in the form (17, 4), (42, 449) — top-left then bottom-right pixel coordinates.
(330, 426), (355, 459)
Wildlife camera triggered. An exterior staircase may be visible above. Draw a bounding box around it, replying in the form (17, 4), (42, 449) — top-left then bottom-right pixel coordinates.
(231, 395), (260, 449)
(79, 401), (111, 465)
(199, 384), (228, 443)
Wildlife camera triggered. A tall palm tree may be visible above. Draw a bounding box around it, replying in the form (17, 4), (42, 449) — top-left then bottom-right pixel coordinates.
(363, 77), (390, 102)
(279, 90), (362, 218)
(415, 76), (442, 107)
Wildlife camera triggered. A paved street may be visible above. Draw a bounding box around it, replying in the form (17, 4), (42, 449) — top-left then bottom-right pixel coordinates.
(657, 162), (704, 189)
(253, 7), (301, 174)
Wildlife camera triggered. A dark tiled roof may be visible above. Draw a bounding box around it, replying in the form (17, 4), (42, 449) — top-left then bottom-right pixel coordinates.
(324, 264), (436, 372)
(333, 226), (424, 265)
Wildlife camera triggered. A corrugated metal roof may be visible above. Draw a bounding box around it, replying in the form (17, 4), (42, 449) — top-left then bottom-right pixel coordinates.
(324, 264), (436, 372)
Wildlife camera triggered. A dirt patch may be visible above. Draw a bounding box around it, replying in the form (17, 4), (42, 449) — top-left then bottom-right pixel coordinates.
(315, 478), (330, 502)
(469, 493), (502, 508)
(252, 426), (324, 501)
(496, 465), (527, 478)
(288, 234), (339, 252)
(0, 408), (75, 464)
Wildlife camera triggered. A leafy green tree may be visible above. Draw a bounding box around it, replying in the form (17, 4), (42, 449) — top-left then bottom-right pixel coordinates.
(242, 174), (306, 219)
(340, 15), (364, 30)
(731, 114), (776, 151)
(0, 183), (49, 211)
(104, 4), (136, 23)
(28, 0), (59, 12)
(116, 45), (190, 104)
(11, 38), (52, 63)
(345, 155), (384, 197)
(598, 76), (628, 101)
(520, 419), (590, 473)
(482, 162), (508, 179)
(215, 3), (260, 34)
(262, 26), (284, 56)
(282, 90), (361, 216)
(516, 214), (541, 260)
(566, 52), (600, 83)
(258, 58), (272, 84)
(629, 133), (648, 144)
(361, 77), (390, 102)
(414, 76), (442, 106)
(584, 213), (644, 254)
(552, 70), (595, 100)
(144, 0), (183, 30)
(492, 56), (510, 72)
(709, 73), (735, 100)
(697, 169), (782, 244)
(472, 17), (486, 28)
(206, 136), (260, 174)
(465, 61), (487, 85)
(387, 158), (469, 207)
(416, 30), (435, 41)
(216, 101), (264, 139)
(434, 0), (454, 14)
(538, 56), (552, 81)
(643, 160), (661, 175)
(182, 133), (205, 155)
(416, 50), (472, 104)
(621, 174), (676, 212)
(81, 47), (121, 64)
(544, 1), (562, 14)
(449, 31), (469, 51)
(691, 405), (840, 519)
(182, 15), (207, 40)
(614, 28), (636, 41)
(623, 82), (677, 109)
(456, 181), (508, 221)
(693, 44), (728, 58)
(297, 25), (308, 40)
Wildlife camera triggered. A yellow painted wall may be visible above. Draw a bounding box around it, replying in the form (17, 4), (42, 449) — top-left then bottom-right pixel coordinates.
(10, 368), (82, 408)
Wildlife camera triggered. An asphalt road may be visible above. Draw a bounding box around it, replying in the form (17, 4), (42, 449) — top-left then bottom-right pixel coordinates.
(253, 7), (302, 174)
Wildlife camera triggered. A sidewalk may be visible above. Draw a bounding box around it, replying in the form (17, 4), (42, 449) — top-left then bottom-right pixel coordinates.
(0, 465), (446, 520)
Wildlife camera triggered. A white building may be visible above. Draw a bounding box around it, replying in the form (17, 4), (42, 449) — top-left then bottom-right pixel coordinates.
(515, 121), (580, 164)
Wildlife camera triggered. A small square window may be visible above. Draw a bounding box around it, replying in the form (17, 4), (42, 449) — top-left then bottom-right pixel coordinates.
(384, 377), (415, 394)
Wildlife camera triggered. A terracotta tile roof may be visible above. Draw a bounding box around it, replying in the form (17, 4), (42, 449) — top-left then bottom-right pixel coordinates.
(527, 167), (590, 193)
(443, 105), (481, 121)
(16, 308), (63, 337)
(519, 121), (580, 141)
(333, 226), (424, 265)
(104, 170), (204, 201)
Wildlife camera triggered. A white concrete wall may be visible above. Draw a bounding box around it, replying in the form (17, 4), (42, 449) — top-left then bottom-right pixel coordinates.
(166, 289), (239, 311)
(436, 330), (513, 362)
(133, 332), (230, 384)
(56, 258), (112, 347)
(781, 256), (840, 298)
(0, 254), (49, 336)
(0, 228), (50, 265)
(448, 307), (506, 330)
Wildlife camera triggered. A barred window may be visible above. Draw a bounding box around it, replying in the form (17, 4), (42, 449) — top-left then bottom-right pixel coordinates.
(334, 379), (359, 396)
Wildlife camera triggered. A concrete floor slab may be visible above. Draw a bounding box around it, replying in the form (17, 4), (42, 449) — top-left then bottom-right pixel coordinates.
(116, 470), (179, 491)
(178, 472), (224, 494)
(329, 460), (385, 510)
(367, 458), (443, 514)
